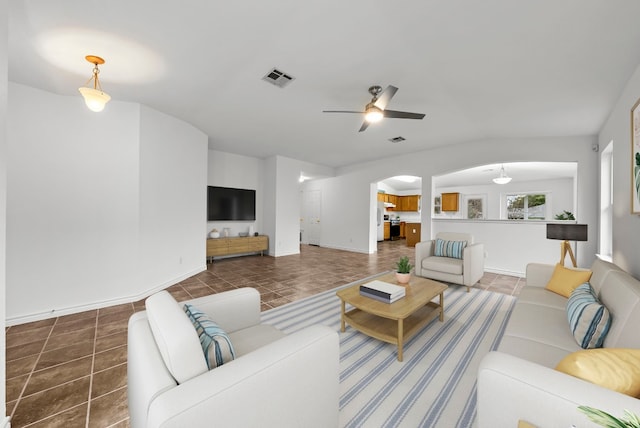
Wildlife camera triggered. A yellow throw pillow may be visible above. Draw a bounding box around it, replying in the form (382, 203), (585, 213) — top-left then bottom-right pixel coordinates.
(544, 263), (592, 297)
(556, 349), (640, 398)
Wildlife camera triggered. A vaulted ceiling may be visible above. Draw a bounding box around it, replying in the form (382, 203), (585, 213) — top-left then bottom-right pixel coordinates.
(9, 1), (640, 168)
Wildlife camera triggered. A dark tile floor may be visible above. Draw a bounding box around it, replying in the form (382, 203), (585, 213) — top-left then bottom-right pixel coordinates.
(5, 239), (524, 427)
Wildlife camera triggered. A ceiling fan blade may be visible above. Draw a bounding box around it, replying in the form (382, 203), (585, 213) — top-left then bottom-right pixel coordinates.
(373, 85), (398, 110)
(322, 110), (365, 114)
(383, 109), (426, 120)
(358, 121), (370, 132)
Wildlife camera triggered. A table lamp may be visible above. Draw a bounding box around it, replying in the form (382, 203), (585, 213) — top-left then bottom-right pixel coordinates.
(546, 223), (588, 267)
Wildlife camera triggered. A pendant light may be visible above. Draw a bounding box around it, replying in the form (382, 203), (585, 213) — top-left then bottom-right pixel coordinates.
(78, 55), (111, 112)
(492, 164), (512, 184)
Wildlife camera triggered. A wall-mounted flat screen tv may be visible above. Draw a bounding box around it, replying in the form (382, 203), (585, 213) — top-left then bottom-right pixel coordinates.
(207, 186), (256, 221)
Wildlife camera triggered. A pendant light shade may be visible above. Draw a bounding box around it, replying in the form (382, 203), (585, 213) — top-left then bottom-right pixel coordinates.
(493, 164), (512, 184)
(79, 55), (111, 112)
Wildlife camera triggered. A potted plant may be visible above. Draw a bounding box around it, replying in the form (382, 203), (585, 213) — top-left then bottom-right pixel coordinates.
(395, 256), (413, 284)
(554, 210), (575, 220)
(578, 406), (640, 427)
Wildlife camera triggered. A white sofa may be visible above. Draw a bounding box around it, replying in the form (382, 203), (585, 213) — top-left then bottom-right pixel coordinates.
(128, 288), (340, 428)
(477, 258), (640, 427)
(415, 232), (484, 292)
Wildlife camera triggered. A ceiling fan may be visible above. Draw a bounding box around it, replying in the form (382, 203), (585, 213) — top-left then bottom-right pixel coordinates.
(323, 85), (425, 132)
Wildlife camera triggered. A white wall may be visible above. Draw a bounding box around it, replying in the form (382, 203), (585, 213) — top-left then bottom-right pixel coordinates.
(434, 177), (574, 220)
(138, 106), (208, 289)
(599, 63), (640, 278)
(6, 83), (207, 324)
(432, 219), (578, 276)
(208, 150), (334, 257)
(267, 155), (333, 256)
(305, 172), (372, 254)
(273, 156), (303, 256)
(207, 149), (265, 237)
(1, 0), (7, 414)
(308, 136), (599, 271)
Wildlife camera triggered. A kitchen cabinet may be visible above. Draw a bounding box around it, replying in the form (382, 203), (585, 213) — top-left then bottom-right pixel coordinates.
(377, 192), (421, 212)
(386, 194), (398, 210)
(384, 222), (390, 240)
(403, 195), (420, 211)
(400, 221), (406, 238)
(406, 223), (421, 247)
(441, 192), (459, 212)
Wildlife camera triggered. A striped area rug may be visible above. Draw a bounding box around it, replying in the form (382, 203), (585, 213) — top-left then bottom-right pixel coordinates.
(261, 273), (516, 428)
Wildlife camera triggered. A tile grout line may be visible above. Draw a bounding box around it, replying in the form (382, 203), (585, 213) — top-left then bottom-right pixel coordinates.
(85, 308), (100, 428)
(90, 382), (127, 403)
(10, 317), (58, 424)
(21, 402), (88, 428)
(6, 242), (521, 426)
(103, 409), (129, 428)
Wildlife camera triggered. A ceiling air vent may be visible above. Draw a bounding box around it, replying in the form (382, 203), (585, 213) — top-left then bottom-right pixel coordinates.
(262, 68), (295, 88)
(389, 136), (406, 143)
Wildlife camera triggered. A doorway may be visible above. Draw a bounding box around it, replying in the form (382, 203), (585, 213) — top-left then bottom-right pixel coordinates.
(302, 189), (321, 246)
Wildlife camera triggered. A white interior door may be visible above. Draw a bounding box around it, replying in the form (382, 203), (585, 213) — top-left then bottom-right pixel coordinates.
(303, 190), (321, 246)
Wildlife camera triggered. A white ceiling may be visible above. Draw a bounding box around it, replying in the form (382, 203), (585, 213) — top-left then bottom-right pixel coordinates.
(380, 161), (576, 192)
(433, 161), (577, 187)
(8, 1), (640, 168)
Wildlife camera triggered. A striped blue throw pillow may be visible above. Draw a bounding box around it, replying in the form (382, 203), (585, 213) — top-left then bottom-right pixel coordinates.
(184, 303), (236, 369)
(566, 283), (611, 349)
(434, 238), (467, 259)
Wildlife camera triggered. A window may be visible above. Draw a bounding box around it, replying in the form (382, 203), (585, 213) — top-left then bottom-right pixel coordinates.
(506, 193), (548, 220)
(599, 141), (613, 261)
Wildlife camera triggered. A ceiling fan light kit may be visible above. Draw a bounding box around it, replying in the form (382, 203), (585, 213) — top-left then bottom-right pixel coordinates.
(364, 104), (383, 123)
(323, 84), (425, 132)
(493, 165), (512, 184)
(78, 55), (111, 112)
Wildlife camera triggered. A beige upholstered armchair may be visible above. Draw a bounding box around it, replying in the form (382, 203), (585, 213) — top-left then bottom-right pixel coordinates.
(414, 232), (485, 292)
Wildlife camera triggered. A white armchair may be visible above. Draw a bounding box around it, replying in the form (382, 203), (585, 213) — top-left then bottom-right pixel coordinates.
(128, 288), (340, 428)
(414, 232), (484, 292)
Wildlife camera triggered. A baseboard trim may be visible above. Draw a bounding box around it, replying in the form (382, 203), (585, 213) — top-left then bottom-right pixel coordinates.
(1, 417), (10, 428)
(320, 244), (371, 254)
(484, 267), (525, 278)
(6, 265), (207, 326)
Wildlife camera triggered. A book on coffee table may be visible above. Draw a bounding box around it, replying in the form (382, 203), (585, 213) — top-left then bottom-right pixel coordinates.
(360, 280), (405, 303)
(360, 289), (405, 303)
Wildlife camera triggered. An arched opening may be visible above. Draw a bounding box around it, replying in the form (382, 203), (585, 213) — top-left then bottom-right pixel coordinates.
(372, 175), (422, 251)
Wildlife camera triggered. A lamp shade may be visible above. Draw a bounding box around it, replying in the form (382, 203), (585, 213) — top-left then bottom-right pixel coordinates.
(492, 165), (512, 184)
(546, 223), (588, 241)
(364, 105), (383, 123)
(78, 87), (111, 112)
(492, 176), (512, 184)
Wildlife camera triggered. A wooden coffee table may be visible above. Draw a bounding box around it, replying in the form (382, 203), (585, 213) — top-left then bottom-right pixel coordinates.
(336, 272), (448, 362)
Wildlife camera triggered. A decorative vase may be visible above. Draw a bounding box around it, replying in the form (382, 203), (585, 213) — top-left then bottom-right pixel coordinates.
(396, 272), (411, 284)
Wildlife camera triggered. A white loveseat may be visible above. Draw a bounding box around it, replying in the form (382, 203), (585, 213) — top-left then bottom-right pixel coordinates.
(415, 232), (484, 292)
(477, 258), (640, 427)
(128, 288), (340, 428)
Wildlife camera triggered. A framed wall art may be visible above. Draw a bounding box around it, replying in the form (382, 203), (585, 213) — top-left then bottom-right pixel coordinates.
(632, 97), (640, 214)
(464, 194), (486, 219)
